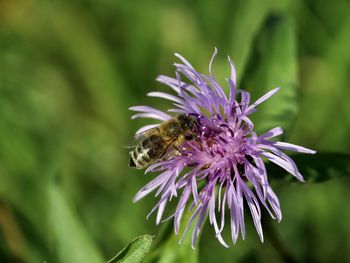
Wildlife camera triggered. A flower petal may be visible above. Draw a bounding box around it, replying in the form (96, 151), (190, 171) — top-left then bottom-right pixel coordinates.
(133, 171), (172, 202)
(131, 113), (168, 121)
(262, 151), (304, 181)
(259, 127), (284, 140)
(209, 47), (218, 77)
(148, 91), (183, 104)
(156, 75), (181, 92)
(240, 179), (263, 242)
(129, 105), (171, 121)
(228, 56), (237, 90)
(246, 87), (280, 114)
(273, 142), (316, 154)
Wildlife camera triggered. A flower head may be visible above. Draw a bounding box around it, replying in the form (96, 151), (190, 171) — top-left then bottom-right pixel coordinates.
(130, 48), (315, 248)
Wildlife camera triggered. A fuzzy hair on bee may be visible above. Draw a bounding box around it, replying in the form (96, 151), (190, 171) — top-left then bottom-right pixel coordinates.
(129, 114), (197, 169)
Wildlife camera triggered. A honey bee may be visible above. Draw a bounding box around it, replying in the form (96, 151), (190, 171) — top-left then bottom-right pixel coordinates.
(129, 114), (198, 169)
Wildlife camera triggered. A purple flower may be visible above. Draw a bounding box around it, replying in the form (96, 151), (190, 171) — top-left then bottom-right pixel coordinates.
(130, 48), (316, 248)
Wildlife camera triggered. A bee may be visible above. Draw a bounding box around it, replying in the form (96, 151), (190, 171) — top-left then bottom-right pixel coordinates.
(129, 114), (198, 169)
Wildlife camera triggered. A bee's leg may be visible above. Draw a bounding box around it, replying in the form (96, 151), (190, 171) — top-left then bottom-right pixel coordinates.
(173, 145), (181, 155)
(164, 144), (181, 158)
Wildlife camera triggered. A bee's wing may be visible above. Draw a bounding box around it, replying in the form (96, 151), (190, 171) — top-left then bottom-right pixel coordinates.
(152, 137), (178, 161)
(135, 124), (160, 140)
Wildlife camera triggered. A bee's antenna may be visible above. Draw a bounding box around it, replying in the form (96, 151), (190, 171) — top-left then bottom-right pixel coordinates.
(123, 145), (137, 149)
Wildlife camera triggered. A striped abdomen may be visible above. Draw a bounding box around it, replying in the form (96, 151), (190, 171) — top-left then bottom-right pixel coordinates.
(129, 135), (164, 169)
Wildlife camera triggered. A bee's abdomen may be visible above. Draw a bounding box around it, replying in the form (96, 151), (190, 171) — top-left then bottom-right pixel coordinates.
(128, 156), (136, 168)
(129, 136), (163, 169)
(129, 146), (150, 169)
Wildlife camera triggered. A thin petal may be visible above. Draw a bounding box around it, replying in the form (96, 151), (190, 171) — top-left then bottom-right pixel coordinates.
(129, 105), (171, 121)
(246, 87), (280, 114)
(228, 56), (236, 89)
(191, 204), (208, 249)
(259, 127), (284, 140)
(219, 191), (226, 232)
(148, 91), (183, 104)
(208, 185), (229, 248)
(168, 108), (187, 114)
(239, 90), (250, 110)
(133, 171), (172, 202)
(174, 186), (191, 234)
(146, 193), (170, 220)
(191, 176), (199, 205)
(240, 180), (263, 242)
(156, 198), (168, 224)
(156, 75), (181, 92)
(273, 142), (316, 154)
(209, 47), (218, 77)
(179, 204), (202, 244)
(262, 152), (304, 181)
(266, 187), (282, 222)
(175, 52), (195, 69)
(131, 113), (168, 121)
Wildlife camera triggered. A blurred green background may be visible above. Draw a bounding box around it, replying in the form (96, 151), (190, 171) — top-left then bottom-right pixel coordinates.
(0, 0), (349, 262)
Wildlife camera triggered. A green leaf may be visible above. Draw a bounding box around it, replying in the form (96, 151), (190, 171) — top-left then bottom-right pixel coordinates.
(145, 209), (200, 263)
(229, 0), (273, 83)
(245, 15), (298, 135)
(107, 235), (153, 263)
(267, 152), (350, 183)
(48, 177), (104, 263)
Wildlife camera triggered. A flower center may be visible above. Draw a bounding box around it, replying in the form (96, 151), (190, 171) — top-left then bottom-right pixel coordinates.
(183, 115), (252, 168)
